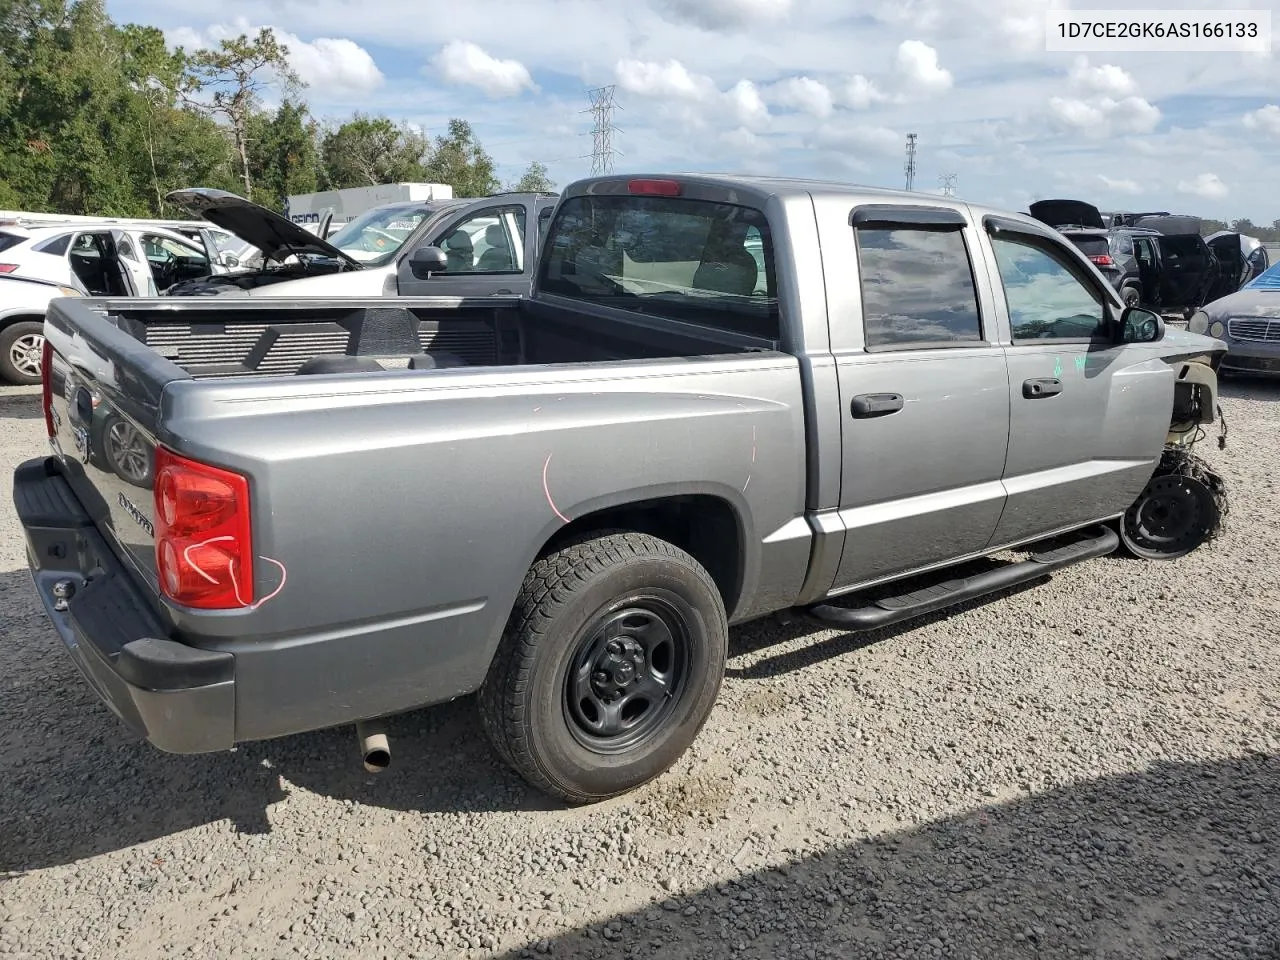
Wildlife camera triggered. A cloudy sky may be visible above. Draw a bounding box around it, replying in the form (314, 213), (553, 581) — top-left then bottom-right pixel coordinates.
(107, 0), (1280, 222)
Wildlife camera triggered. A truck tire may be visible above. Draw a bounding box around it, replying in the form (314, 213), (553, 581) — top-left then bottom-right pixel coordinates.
(1120, 284), (1141, 308)
(479, 531), (728, 804)
(0, 321), (45, 386)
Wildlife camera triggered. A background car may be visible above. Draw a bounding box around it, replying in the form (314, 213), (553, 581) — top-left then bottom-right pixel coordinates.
(1190, 260), (1280, 377)
(0, 272), (86, 384)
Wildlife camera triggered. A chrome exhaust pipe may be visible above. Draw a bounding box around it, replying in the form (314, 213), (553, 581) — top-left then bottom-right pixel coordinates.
(356, 719), (390, 773)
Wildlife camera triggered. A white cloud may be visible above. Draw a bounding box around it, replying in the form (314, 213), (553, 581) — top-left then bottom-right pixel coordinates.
(894, 40), (952, 96)
(1068, 57), (1137, 98)
(432, 40), (535, 97)
(165, 21), (385, 97)
(659, 0), (794, 31)
(615, 58), (717, 101)
(766, 76), (835, 117)
(812, 122), (903, 157)
(1177, 173), (1229, 200)
(725, 80), (770, 128)
(1098, 175), (1142, 195)
(280, 34), (385, 96)
(1049, 95), (1160, 138)
(1243, 104), (1280, 136)
(840, 75), (886, 110)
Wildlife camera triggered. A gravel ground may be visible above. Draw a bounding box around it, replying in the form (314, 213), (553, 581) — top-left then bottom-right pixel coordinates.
(1, 378), (1278, 960)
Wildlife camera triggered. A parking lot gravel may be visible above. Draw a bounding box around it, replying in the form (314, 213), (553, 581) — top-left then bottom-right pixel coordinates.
(1, 378), (1278, 960)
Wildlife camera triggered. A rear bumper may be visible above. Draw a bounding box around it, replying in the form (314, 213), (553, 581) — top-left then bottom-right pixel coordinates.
(13, 456), (235, 754)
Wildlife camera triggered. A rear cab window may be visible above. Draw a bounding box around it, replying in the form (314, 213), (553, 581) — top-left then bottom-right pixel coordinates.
(538, 192), (779, 340)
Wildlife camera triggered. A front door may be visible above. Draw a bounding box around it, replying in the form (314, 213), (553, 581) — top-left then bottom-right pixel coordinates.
(981, 221), (1171, 548)
(396, 202), (532, 297)
(830, 207), (1012, 592)
(1132, 235), (1160, 306)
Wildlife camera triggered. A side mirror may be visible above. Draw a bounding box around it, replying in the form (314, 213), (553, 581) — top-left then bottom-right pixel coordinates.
(219, 253), (239, 269)
(1117, 305), (1165, 344)
(409, 245), (448, 279)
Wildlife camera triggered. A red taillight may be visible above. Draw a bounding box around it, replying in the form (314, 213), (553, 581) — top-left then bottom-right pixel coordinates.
(628, 179), (682, 197)
(0, 264), (17, 274)
(40, 338), (54, 437)
(153, 446), (254, 610)
(1090, 254), (1114, 266)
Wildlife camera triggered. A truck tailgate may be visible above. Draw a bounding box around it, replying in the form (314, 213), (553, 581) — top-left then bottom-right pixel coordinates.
(41, 297), (192, 592)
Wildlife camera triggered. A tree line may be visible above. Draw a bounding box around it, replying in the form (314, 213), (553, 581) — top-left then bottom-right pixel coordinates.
(0, 0), (555, 219)
(1199, 219), (1280, 243)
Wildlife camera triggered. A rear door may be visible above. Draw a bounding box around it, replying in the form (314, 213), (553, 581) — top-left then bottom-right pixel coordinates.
(396, 201), (533, 297)
(825, 203), (1012, 591)
(1156, 234), (1215, 310)
(1131, 235), (1161, 304)
(978, 217), (1170, 547)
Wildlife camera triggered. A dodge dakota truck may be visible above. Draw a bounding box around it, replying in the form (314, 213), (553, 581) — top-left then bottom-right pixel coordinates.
(14, 174), (1228, 804)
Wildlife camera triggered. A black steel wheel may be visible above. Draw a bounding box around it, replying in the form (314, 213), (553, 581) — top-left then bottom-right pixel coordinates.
(1121, 285), (1141, 308)
(479, 531), (728, 804)
(1120, 472), (1219, 560)
(563, 599), (691, 754)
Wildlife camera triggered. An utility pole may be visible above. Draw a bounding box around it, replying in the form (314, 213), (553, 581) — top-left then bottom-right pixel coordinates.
(904, 133), (918, 192)
(585, 85), (621, 175)
(939, 173), (958, 197)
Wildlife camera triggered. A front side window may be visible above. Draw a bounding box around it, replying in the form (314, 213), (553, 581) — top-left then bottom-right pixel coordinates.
(434, 206), (527, 275)
(991, 234), (1106, 341)
(539, 194), (778, 340)
(855, 226), (983, 348)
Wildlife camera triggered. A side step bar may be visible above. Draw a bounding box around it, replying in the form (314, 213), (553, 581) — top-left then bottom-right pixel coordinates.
(800, 525), (1119, 632)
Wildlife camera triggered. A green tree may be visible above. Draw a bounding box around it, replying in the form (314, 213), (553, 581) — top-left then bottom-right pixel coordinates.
(184, 27), (301, 200)
(423, 119), (499, 197)
(507, 160), (555, 193)
(318, 113), (429, 189)
(247, 99), (321, 211)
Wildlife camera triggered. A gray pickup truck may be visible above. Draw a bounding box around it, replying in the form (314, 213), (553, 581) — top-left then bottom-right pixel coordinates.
(15, 174), (1228, 804)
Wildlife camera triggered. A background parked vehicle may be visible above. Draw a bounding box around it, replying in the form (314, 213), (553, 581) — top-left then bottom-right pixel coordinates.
(1190, 260), (1280, 377)
(1030, 199), (1237, 317)
(0, 273), (87, 384)
(164, 188), (560, 299)
(0, 221), (222, 296)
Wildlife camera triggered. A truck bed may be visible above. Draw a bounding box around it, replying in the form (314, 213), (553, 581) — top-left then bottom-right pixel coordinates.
(68, 295), (772, 380)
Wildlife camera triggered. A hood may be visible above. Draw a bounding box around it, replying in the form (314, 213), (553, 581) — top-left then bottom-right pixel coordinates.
(165, 188), (363, 269)
(1202, 285), (1280, 318)
(1028, 199), (1105, 230)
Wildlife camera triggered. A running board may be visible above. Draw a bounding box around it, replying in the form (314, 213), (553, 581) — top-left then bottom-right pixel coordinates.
(800, 525), (1119, 632)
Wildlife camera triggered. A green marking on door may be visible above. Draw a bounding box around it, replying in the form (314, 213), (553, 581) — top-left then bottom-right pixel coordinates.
(1075, 355), (1087, 372)
(1053, 357), (1063, 378)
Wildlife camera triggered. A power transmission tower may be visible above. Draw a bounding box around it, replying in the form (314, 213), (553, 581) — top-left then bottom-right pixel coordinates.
(904, 133), (918, 192)
(939, 173), (958, 197)
(584, 85), (621, 175)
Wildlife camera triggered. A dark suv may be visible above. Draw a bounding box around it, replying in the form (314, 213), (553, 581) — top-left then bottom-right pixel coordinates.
(1030, 200), (1235, 317)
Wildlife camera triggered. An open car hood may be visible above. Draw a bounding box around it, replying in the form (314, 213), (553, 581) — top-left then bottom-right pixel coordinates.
(165, 188), (363, 269)
(1028, 199), (1106, 230)
(1132, 214), (1203, 237)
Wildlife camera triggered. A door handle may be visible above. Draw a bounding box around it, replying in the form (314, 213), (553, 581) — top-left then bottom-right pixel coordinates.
(1022, 378), (1062, 399)
(850, 393), (904, 418)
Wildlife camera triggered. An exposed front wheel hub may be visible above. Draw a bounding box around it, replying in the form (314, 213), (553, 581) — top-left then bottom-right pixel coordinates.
(590, 637), (646, 703)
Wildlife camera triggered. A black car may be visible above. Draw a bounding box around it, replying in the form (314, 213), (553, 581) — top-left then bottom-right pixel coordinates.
(1030, 200), (1235, 317)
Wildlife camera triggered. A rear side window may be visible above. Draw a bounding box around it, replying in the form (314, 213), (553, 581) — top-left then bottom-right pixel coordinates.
(539, 194), (778, 340)
(0, 232), (26, 253)
(33, 233), (71, 256)
(854, 226), (983, 348)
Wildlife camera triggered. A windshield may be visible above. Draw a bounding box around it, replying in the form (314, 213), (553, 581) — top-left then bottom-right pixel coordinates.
(1246, 261), (1280, 291)
(325, 203), (435, 265)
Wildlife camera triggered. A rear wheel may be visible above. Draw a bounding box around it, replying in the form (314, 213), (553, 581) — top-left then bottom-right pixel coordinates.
(479, 531), (728, 804)
(1120, 284), (1141, 308)
(0, 321), (44, 386)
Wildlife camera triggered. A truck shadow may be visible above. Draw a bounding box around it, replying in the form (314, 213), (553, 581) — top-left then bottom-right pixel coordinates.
(0, 565), (1112, 873)
(488, 752), (1280, 960)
